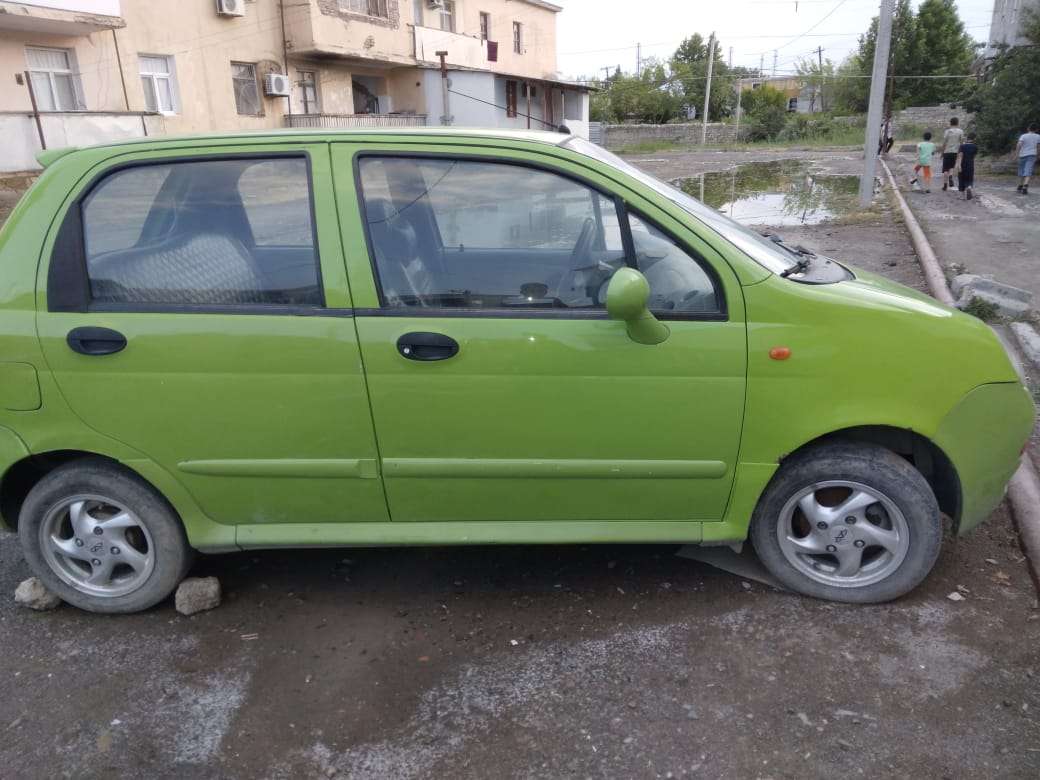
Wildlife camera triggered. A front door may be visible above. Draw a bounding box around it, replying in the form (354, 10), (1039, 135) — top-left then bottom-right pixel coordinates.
(37, 146), (387, 526)
(334, 145), (747, 523)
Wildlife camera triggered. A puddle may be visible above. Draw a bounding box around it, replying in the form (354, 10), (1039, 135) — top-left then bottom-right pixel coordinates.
(674, 159), (860, 226)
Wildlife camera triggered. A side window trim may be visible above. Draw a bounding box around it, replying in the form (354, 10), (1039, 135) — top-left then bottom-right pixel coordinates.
(47, 151), (328, 315)
(352, 150), (727, 322)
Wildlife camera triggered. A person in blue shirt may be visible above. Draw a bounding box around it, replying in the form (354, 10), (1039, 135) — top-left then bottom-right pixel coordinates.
(1016, 123), (1040, 195)
(955, 133), (979, 200)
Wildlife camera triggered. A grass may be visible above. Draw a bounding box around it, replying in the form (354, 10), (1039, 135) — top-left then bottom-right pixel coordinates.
(962, 297), (1001, 322)
(612, 126), (867, 155)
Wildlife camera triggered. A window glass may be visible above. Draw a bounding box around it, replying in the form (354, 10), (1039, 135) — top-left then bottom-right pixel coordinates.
(26, 46), (83, 111)
(359, 157), (626, 310)
(439, 0), (456, 31)
(232, 62), (261, 116)
(513, 22), (523, 53)
(81, 158), (321, 308)
(628, 214), (721, 314)
(139, 54), (177, 113)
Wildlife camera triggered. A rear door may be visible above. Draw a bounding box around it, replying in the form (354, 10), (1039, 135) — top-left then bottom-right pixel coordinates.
(36, 144), (387, 527)
(332, 142), (748, 524)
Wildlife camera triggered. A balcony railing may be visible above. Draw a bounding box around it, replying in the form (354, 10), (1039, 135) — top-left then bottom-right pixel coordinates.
(285, 113), (428, 129)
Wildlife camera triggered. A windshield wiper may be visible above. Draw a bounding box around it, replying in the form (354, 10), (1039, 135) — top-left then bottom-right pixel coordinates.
(762, 232), (816, 275)
(779, 257), (811, 278)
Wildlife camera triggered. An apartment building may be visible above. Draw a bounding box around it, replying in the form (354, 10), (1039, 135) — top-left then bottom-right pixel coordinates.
(740, 76), (822, 114)
(0, 0), (590, 172)
(986, 0), (1039, 54)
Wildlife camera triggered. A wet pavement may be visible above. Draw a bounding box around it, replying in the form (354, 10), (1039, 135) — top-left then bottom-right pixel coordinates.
(2, 147), (1040, 778)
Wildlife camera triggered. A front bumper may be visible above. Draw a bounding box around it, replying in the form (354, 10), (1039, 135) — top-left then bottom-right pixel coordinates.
(934, 382), (1036, 535)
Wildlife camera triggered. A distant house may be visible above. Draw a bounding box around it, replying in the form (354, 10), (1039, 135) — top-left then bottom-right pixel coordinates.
(0, 0), (591, 172)
(741, 76), (822, 114)
(986, 0), (1040, 55)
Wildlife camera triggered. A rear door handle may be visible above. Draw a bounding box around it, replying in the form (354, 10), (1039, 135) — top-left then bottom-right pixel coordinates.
(66, 327), (127, 356)
(396, 332), (459, 361)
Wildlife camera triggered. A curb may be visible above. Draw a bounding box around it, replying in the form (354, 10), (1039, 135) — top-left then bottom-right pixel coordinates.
(879, 158), (1040, 583)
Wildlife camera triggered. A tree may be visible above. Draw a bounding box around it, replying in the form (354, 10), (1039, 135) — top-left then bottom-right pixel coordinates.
(831, 0), (975, 114)
(590, 60), (682, 124)
(967, 9), (1040, 153)
(796, 56), (836, 112)
(743, 86), (788, 140)
(669, 34), (733, 121)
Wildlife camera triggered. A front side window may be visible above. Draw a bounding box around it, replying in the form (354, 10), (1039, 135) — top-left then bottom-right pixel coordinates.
(25, 47), (84, 111)
(139, 54), (178, 114)
(231, 62), (262, 116)
(440, 0), (456, 32)
(80, 157), (321, 308)
(513, 22), (523, 54)
(357, 156), (721, 315)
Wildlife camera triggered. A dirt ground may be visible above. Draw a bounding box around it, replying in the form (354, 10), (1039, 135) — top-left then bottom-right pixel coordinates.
(2, 147), (1040, 779)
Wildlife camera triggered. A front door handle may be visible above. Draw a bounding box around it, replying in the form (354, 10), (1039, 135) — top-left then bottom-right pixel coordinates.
(396, 332), (459, 361)
(66, 327), (127, 356)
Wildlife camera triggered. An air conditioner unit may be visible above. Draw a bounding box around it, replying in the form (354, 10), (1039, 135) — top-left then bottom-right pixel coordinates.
(263, 73), (292, 97)
(216, 0), (245, 17)
(426, 0), (446, 9)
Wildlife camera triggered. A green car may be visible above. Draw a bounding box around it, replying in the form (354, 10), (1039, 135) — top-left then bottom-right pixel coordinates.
(0, 129), (1032, 612)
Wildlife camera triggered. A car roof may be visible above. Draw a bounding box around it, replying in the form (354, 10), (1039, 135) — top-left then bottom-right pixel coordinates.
(50, 127), (576, 162)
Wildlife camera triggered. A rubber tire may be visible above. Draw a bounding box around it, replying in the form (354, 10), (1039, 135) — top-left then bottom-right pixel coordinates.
(750, 441), (943, 604)
(18, 459), (194, 614)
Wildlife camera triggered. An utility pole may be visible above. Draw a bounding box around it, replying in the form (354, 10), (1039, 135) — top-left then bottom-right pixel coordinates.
(734, 78), (743, 139)
(772, 50), (777, 76)
(728, 46), (733, 67)
(600, 65), (613, 82)
(701, 32), (716, 144)
(636, 42), (641, 76)
(759, 53), (764, 76)
(436, 51), (452, 126)
(814, 45), (824, 112)
(860, 0), (894, 207)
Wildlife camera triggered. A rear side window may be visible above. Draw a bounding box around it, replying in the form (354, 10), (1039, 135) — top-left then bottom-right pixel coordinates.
(79, 157), (322, 308)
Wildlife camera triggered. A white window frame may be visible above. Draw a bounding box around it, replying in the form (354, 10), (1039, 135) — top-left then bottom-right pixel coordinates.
(513, 21), (523, 54)
(440, 0), (456, 32)
(25, 46), (85, 112)
(138, 54), (179, 115)
(231, 61), (263, 117)
(479, 11), (491, 40)
(296, 69), (320, 114)
(339, 0), (389, 18)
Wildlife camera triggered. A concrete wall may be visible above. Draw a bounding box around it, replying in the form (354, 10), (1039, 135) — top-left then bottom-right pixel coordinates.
(601, 122), (745, 150)
(0, 111), (164, 171)
(893, 103), (975, 135)
(987, 0), (1039, 53)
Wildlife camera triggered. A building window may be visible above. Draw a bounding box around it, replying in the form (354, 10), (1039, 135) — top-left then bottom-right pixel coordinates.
(513, 22), (523, 54)
(25, 47), (84, 111)
(231, 62), (262, 116)
(479, 12), (490, 40)
(788, 97), (798, 112)
(296, 70), (319, 113)
(339, 0), (389, 18)
(439, 0), (456, 32)
(505, 80), (518, 118)
(139, 54), (178, 114)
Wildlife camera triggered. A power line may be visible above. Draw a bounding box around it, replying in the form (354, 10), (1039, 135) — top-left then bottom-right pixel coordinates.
(749, 0), (854, 56)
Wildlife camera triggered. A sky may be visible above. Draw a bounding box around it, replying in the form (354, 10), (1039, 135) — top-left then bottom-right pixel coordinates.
(555, 0), (997, 80)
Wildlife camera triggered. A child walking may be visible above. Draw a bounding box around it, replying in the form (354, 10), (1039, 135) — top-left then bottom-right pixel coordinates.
(1017, 123), (1039, 195)
(956, 132), (978, 200)
(940, 117), (964, 191)
(910, 131), (936, 193)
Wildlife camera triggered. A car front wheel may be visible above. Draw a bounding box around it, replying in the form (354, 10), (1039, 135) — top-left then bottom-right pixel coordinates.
(750, 441), (943, 603)
(18, 459), (193, 613)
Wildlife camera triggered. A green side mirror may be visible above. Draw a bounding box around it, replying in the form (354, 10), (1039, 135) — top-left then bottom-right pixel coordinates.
(605, 267), (670, 345)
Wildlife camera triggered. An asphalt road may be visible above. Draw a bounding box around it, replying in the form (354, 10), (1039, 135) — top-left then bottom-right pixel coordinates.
(2, 147), (1039, 778)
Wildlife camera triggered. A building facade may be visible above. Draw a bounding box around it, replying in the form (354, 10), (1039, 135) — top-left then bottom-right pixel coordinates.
(740, 76), (823, 114)
(0, 0), (590, 172)
(986, 0), (1039, 54)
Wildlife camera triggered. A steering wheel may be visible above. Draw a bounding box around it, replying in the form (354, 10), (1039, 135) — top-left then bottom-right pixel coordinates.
(555, 218), (599, 304)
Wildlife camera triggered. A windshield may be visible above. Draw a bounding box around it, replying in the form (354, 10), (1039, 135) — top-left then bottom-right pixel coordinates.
(562, 136), (796, 275)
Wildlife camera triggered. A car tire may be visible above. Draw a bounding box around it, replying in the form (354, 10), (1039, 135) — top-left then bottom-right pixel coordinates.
(18, 459), (194, 614)
(750, 441), (942, 603)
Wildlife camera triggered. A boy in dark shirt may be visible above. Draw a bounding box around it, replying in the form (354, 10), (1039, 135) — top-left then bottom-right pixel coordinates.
(956, 133), (979, 200)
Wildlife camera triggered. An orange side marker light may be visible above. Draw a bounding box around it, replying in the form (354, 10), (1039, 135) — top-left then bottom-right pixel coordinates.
(769, 346), (792, 361)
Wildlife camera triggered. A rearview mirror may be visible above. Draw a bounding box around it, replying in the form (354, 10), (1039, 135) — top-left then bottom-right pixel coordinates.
(605, 268), (670, 345)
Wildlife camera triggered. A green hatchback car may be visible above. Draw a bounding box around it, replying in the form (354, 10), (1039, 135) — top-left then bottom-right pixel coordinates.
(0, 129), (1032, 612)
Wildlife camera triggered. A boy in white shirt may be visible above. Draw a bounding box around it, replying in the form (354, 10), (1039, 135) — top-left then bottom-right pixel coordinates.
(1016, 123), (1040, 195)
(940, 117), (964, 192)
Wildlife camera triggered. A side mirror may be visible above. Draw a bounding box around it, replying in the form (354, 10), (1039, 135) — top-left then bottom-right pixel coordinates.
(605, 268), (670, 345)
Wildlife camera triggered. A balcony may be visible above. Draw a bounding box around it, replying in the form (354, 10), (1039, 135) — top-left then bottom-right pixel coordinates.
(413, 25), (489, 69)
(284, 113), (428, 129)
(0, 0), (124, 35)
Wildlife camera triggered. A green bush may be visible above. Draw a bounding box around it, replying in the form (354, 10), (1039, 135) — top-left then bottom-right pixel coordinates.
(743, 86), (788, 141)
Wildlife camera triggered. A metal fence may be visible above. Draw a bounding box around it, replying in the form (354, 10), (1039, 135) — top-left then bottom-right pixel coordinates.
(284, 113), (428, 129)
(588, 121), (603, 145)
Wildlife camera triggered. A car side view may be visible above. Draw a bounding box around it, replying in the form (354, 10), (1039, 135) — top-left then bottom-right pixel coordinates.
(0, 128), (1032, 612)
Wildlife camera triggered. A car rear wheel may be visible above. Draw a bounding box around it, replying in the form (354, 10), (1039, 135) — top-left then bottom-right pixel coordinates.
(18, 459), (193, 613)
(750, 442), (943, 603)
